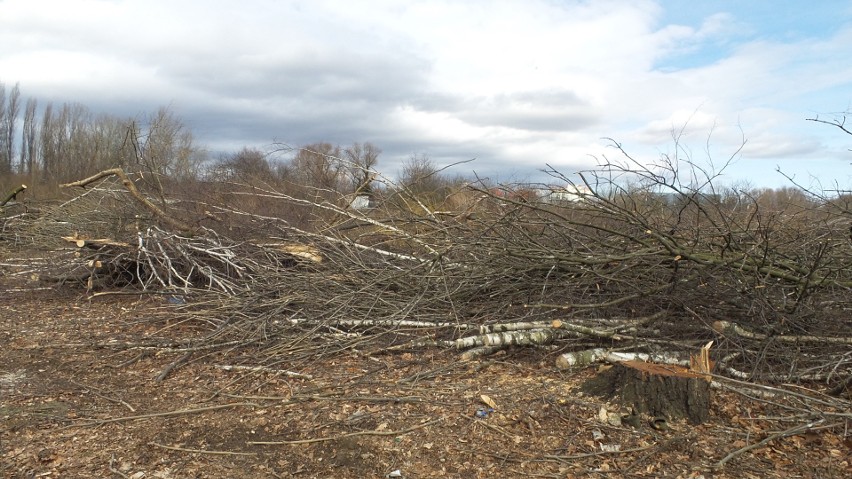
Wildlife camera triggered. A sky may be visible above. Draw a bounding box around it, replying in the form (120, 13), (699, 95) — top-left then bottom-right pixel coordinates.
(1, 0), (851, 189)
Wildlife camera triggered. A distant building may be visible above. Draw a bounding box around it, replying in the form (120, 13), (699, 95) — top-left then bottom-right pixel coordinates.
(489, 187), (538, 203)
(349, 193), (374, 210)
(537, 184), (592, 203)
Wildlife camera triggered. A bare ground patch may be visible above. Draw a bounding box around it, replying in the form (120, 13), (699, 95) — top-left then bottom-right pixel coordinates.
(1, 287), (849, 479)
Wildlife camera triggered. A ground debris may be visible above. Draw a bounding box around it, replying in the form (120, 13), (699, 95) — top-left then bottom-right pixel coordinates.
(1, 286), (849, 478)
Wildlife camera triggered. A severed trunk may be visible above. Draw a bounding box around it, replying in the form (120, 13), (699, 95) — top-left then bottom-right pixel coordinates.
(582, 360), (711, 424)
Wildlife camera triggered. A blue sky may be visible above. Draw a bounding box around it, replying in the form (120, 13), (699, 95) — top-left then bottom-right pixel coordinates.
(0, 0), (850, 189)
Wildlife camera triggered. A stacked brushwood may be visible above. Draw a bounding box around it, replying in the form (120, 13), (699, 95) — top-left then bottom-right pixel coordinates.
(16, 160), (852, 395)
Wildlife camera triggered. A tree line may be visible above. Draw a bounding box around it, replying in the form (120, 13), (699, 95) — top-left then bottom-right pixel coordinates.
(0, 81), (204, 186)
(3, 80), (845, 213)
(1, 81), (465, 205)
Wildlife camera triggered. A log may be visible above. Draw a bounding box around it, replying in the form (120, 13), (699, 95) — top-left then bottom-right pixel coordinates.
(62, 235), (131, 249)
(555, 349), (687, 369)
(1, 184), (26, 206)
(581, 360), (711, 424)
(713, 320), (852, 345)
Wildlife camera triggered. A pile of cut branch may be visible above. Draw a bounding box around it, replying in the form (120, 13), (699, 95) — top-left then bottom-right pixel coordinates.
(13, 156), (852, 394)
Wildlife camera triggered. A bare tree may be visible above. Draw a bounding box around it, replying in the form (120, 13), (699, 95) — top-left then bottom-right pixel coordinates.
(19, 97), (37, 177)
(213, 147), (274, 182)
(39, 102), (55, 181)
(36, 102), (131, 182)
(0, 82), (20, 174)
(287, 142), (345, 193)
(0, 83), (5, 174)
(57, 103), (93, 180)
(36, 102), (85, 182)
(128, 107), (204, 181)
(398, 153), (448, 197)
(343, 142), (381, 194)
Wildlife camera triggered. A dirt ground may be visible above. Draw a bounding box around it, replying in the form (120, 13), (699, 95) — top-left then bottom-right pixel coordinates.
(1, 280), (850, 478)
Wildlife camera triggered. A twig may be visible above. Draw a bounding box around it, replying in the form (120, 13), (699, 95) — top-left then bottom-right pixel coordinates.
(714, 320), (852, 345)
(214, 364), (313, 379)
(68, 379), (137, 412)
(19, 339), (248, 352)
(714, 419), (824, 470)
(108, 454), (130, 478)
(60, 168), (195, 235)
(304, 394), (426, 404)
(460, 345), (506, 361)
(540, 443), (657, 462)
(149, 442), (258, 456)
(72, 402), (256, 427)
(473, 416), (519, 440)
(155, 352), (193, 382)
(112, 351), (154, 369)
(248, 417), (442, 445)
(621, 435), (689, 474)
(712, 374), (845, 409)
(827, 374), (852, 397)
(220, 392), (432, 405)
(397, 362), (467, 384)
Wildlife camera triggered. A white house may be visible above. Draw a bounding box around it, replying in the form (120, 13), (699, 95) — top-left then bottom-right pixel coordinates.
(537, 184), (592, 203)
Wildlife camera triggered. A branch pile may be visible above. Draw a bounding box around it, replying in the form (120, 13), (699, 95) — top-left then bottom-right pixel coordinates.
(10, 159), (852, 394)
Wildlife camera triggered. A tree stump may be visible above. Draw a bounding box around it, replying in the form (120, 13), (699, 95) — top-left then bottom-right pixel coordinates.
(581, 360), (711, 424)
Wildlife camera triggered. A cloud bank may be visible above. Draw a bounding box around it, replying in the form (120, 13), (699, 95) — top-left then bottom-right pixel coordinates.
(1, 0), (850, 186)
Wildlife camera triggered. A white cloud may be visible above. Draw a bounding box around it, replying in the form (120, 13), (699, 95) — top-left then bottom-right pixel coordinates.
(0, 0), (849, 186)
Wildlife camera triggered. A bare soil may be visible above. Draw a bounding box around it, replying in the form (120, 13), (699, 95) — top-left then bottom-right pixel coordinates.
(1, 282), (850, 478)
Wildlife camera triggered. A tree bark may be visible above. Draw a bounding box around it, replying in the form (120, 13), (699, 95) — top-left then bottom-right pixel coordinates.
(582, 360), (711, 424)
(1, 184), (26, 206)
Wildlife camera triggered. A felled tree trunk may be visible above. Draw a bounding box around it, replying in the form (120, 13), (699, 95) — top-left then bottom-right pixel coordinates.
(1, 184), (26, 206)
(582, 360), (711, 424)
